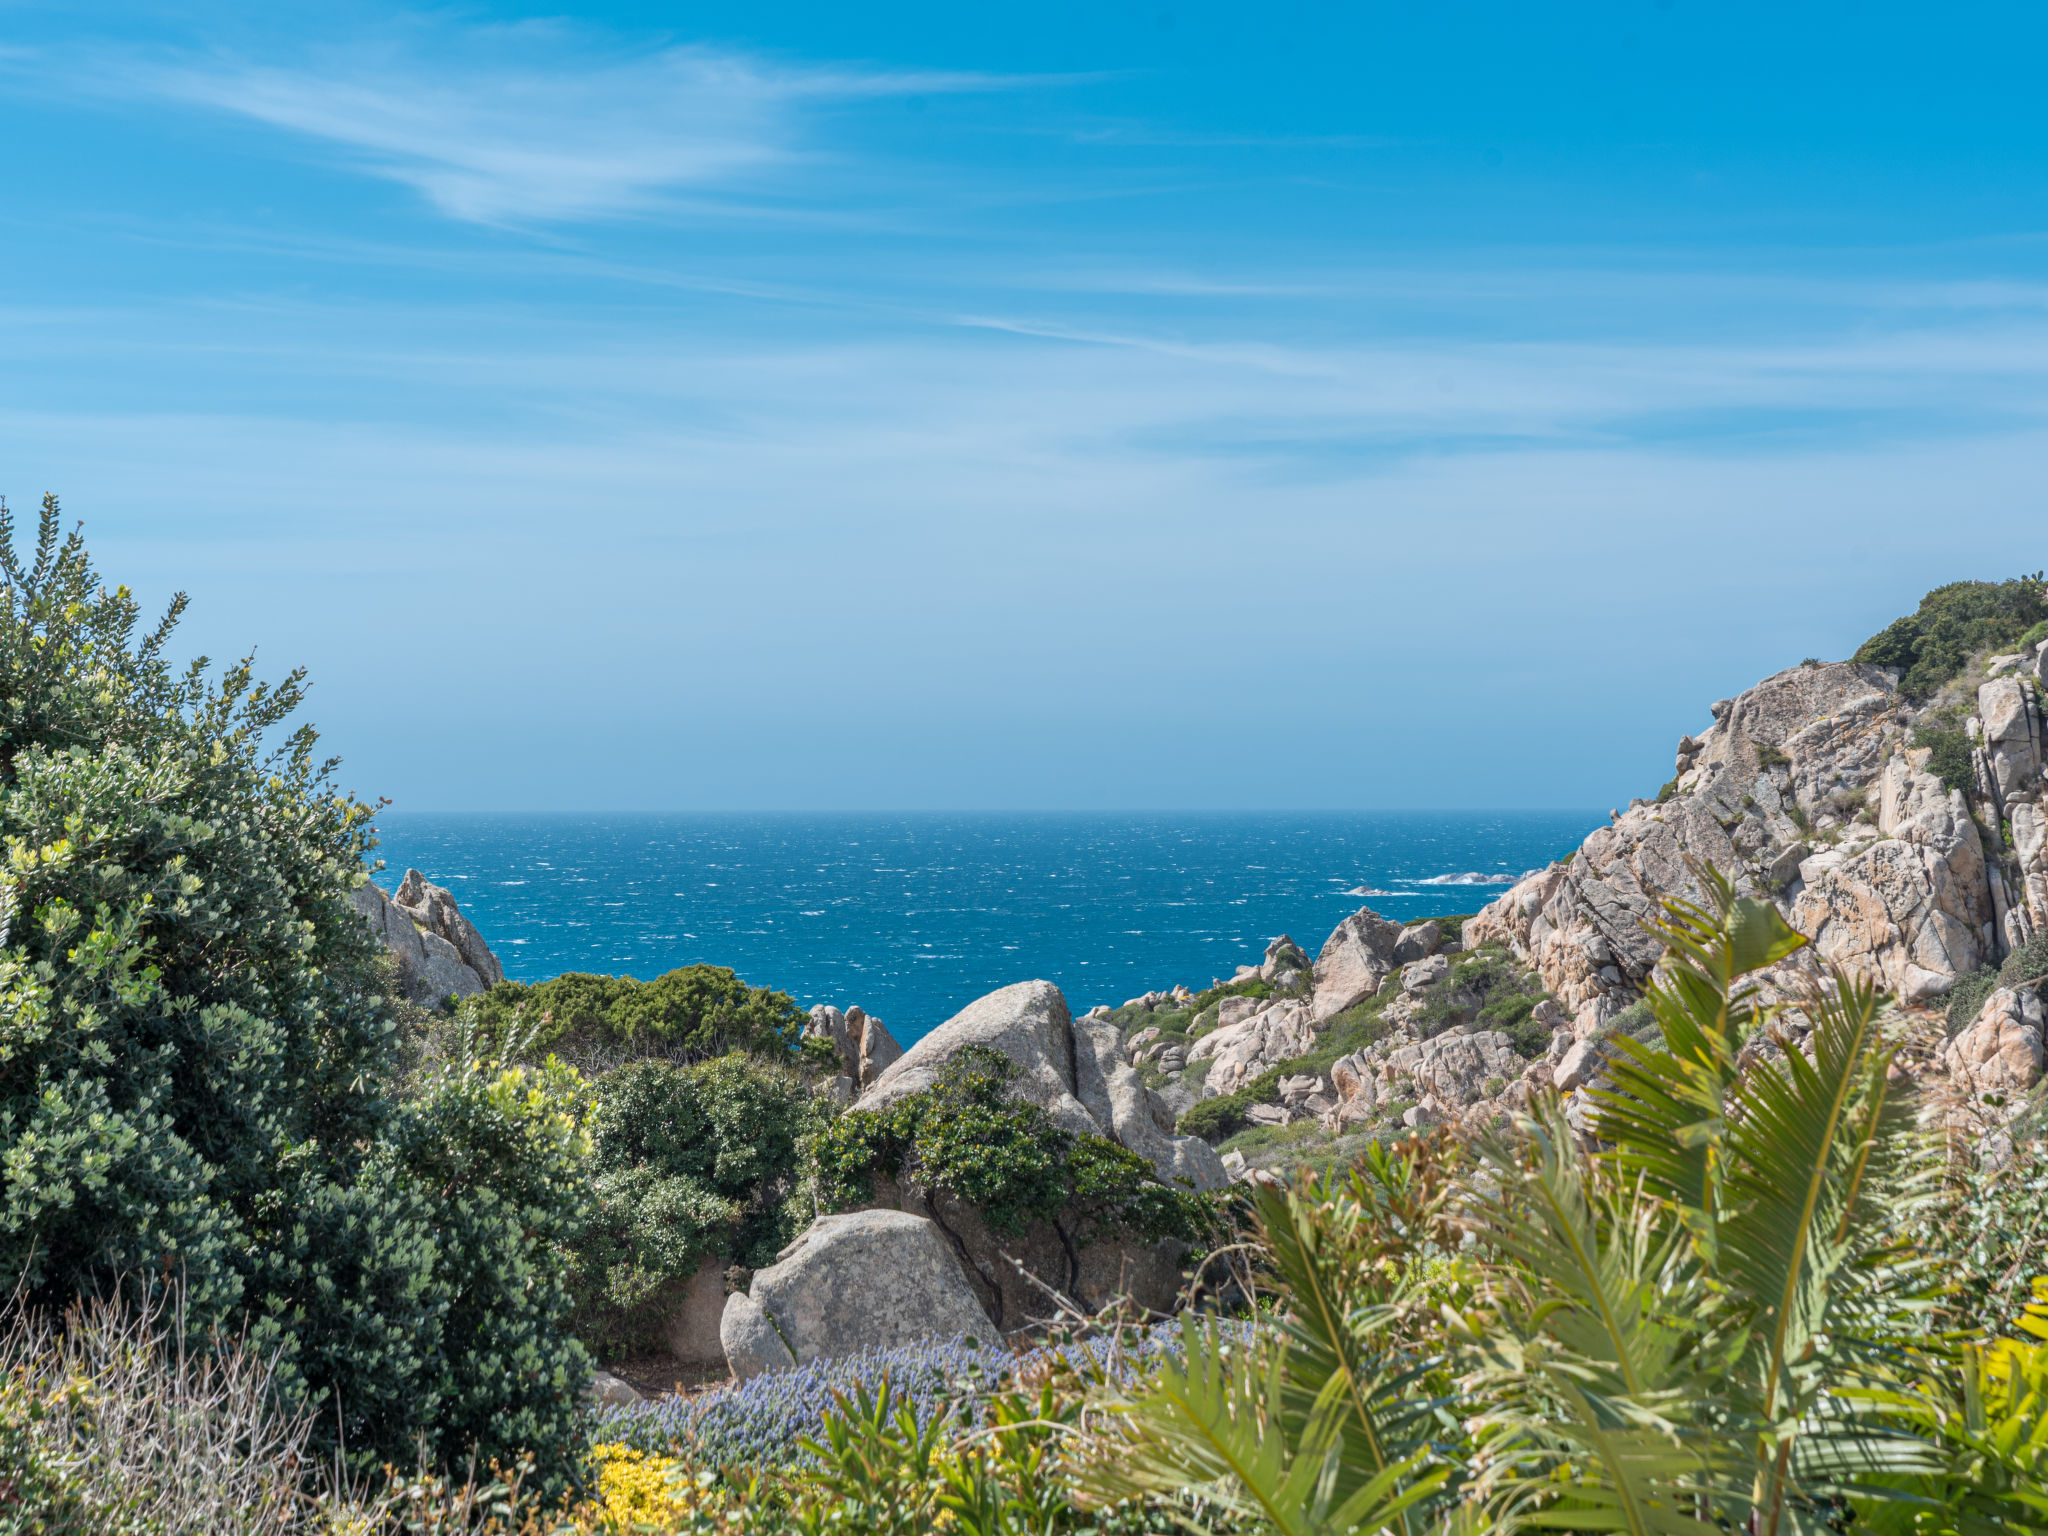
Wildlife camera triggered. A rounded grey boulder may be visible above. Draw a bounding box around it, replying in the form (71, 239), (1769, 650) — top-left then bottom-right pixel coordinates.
(719, 1210), (994, 1380)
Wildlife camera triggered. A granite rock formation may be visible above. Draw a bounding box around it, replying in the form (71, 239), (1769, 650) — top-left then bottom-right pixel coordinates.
(806, 1004), (904, 1090)
(349, 870), (503, 1007)
(719, 1210), (994, 1379)
(1465, 659), (2030, 1012)
(858, 980), (1228, 1192)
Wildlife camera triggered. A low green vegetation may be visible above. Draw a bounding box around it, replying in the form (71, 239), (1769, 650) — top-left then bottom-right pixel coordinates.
(571, 1053), (826, 1357)
(463, 965), (810, 1064)
(1855, 573), (2048, 698)
(1908, 720), (1974, 798)
(810, 1046), (1213, 1244)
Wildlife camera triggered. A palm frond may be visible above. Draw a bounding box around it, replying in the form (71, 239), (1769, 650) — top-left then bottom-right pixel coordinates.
(1077, 1313), (1446, 1536)
(1595, 865), (1807, 1247)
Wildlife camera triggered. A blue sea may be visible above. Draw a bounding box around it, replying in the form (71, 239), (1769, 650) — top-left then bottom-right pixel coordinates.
(368, 812), (1598, 1046)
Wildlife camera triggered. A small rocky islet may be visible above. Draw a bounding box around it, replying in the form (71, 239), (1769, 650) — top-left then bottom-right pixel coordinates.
(364, 601), (2048, 1398)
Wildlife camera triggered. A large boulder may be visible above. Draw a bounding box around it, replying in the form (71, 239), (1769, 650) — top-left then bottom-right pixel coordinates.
(349, 877), (500, 1008)
(719, 1210), (993, 1380)
(1312, 908), (1404, 1021)
(862, 981), (1097, 1136)
(857, 980), (1227, 1190)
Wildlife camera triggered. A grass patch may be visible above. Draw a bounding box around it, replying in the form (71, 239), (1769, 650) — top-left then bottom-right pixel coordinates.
(1219, 1121), (1325, 1157)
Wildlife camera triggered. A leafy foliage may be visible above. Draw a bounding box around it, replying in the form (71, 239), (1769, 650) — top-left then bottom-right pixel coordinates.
(1091, 869), (2013, 1535)
(1856, 575), (2048, 699)
(810, 1046), (1211, 1244)
(573, 1052), (825, 1356)
(0, 499), (594, 1485)
(1914, 723), (1978, 795)
(463, 965), (810, 1065)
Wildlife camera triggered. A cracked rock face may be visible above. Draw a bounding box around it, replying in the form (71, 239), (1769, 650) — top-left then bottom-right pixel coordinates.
(1187, 998), (1317, 1098)
(1467, 660), (2002, 1013)
(1945, 986), (2046, 1104)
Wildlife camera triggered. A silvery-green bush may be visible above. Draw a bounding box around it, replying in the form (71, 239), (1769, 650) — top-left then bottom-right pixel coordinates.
(0, 497), (588, 1483)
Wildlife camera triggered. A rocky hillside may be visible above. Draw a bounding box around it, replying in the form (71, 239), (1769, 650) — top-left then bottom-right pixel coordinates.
(1056, 578), (2048, 1178)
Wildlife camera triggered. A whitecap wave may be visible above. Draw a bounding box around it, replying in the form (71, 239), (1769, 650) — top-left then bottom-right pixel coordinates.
(1415, 871), (1519, 886)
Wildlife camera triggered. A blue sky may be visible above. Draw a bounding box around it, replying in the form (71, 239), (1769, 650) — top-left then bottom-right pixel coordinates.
(2, 1), (2044, 811)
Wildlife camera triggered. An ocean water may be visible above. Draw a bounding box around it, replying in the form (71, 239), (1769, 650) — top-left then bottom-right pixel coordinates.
(368, 812), (1598, 1046)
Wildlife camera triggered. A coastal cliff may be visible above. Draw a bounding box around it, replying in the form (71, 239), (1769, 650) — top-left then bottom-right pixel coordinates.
(1108, 581), (2048, 1172)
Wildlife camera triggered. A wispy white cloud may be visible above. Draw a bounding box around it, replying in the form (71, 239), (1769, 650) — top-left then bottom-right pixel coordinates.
(101, 22), (1038, 225)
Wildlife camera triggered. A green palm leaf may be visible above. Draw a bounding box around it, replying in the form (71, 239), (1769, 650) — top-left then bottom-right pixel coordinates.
(1078, 1312), (1447, 1536)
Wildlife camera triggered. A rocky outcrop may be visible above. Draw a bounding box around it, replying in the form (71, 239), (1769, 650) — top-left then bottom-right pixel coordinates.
(1070, 1015), (1230, 1191)
(1187, 998), (1316, 1097)
(350, 872), (503, 1007)
(394, 869), (503, 986)
(1322, 1023), (1534, 1131)
(1467, 660), (2008, 1014)
(1944, 986), (2045, 1104)
(858, 980), (1228, 1191)
(719, 1210), (993, 1380)
(1384, 1027), (1525, 1107)
(1260, 936), (1311, 986)
(1312, 908), (1404, 1021)
(806, 1004), (904, 1090)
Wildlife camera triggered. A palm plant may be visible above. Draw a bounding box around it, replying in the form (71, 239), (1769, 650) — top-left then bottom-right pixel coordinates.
(1077, 1140), (1462, 1534)
(1077, 868), (2041, 1534)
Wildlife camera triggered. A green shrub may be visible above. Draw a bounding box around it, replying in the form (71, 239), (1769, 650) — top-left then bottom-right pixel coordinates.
(0, 500), (594, 1486)
(573, 1053), (824, 1356)
(375, 1048), (592, 1482)
(1914, 725), (1977, 795)
(812, 1047), (1211, 1243)
(1188, 976), (1271, 1015)
(1855, 575), (2048, 699)
(2022, 619), (2048, 650)
(463, 965), (809, 1064)
(1176, 1094), (1249, 1144)
(1756, 742), (1791, 770)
